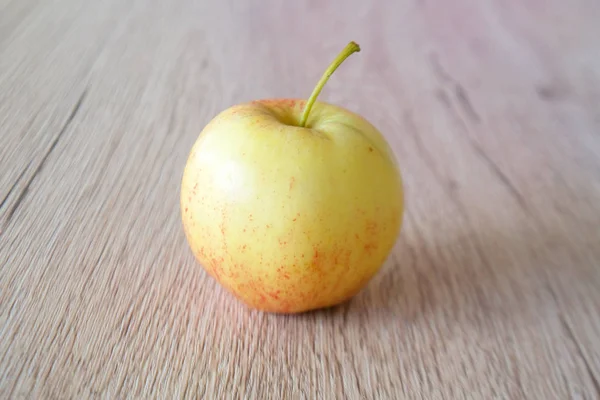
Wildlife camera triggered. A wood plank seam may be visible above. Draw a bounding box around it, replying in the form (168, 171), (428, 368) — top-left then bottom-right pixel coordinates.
(1, 88), (88, 232)
(428, 56), (530, 214)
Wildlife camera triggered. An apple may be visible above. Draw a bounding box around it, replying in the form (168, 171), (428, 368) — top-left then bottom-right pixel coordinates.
(181, 42), (404, 313)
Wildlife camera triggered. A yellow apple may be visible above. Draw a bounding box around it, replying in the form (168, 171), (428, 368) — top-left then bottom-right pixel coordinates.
(181, 42), (404, 313)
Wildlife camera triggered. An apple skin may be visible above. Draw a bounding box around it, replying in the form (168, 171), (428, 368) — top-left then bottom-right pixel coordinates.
(181, 99), (403, 313)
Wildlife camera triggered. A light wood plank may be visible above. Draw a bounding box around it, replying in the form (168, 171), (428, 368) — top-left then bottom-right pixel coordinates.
(1, 0), (599, 398)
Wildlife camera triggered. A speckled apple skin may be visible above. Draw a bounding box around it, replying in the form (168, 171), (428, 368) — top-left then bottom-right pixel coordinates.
(181, 99), (403, 313)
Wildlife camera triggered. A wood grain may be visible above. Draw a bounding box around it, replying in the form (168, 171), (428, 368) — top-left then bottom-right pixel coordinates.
(1, 0), (599, 398)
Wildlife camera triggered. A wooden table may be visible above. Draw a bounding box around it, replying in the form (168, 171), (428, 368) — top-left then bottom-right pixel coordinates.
(1, 1), (599, 398)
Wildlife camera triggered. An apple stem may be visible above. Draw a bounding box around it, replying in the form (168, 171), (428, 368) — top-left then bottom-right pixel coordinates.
(299, 41), (361, 128)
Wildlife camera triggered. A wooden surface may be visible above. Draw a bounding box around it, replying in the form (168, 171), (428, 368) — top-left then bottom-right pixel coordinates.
(1, 0), (600, 398)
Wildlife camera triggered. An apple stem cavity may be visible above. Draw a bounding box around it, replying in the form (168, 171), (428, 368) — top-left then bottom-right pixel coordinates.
(299, 41), (361, 128)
